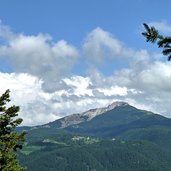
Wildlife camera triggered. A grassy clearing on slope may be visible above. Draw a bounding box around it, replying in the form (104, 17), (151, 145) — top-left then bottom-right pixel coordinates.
(20, 145), (45, 155)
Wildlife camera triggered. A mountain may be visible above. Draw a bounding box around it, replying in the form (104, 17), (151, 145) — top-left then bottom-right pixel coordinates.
(18, 102), (171, 171)
(41, 101), (129, 129)
(36, 101), (171, 138)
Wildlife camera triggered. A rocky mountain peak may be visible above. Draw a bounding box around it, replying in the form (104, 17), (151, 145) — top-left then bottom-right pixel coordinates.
(46, 101), (130, 129)
(107, 101), (128, 111)
(82, 101), (128, 120)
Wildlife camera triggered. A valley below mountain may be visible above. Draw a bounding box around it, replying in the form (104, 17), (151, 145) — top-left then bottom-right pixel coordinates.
(18, 102), (171, 171)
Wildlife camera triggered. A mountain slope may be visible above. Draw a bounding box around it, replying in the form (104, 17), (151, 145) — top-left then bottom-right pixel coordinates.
(18, 102), (171, 171)
(19, 131), (171, 171)
(41, 101), (129, 129)
(64, 103), (171, 137)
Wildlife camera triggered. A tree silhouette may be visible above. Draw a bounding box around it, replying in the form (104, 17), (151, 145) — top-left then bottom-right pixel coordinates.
(0, 90), (27, 171)
(142, 23), (171, 61)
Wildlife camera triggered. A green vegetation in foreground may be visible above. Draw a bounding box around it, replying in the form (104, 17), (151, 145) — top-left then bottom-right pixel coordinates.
(19, 133), (171, 171)
(0, 90), (27, 171)
(20, 146), (45, 155)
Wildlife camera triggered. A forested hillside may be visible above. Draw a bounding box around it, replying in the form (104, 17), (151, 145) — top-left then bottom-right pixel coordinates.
(18, 103), (171, 171)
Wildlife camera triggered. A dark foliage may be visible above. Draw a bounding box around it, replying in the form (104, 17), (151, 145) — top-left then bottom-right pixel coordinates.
(0, 90), (27, 171)
(142, 23), (171, 60)
(18, 104), (171, 171)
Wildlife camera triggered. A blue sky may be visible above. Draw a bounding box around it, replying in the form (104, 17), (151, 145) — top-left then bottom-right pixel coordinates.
(0, 0), (169, 47)
(0, 0), (169, 73)
(0, 0), (171, 126)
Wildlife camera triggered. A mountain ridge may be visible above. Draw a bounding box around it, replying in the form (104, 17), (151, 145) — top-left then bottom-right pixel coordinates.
(42, 101), (131, 129)
(29, 101), (164, 132)
(18, 101), (171, 171)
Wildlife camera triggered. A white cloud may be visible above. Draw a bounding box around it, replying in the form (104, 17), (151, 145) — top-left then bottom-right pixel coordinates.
(97, 86), (128, 96)
(0, 72), (38, 94)
(83, 27), (154, 72)
(0, 20), (14, 40)
(63, 76), (93, 97)
(0, 22), (79, 92)
(0, 72), (114, 126)
(75, 28), (171, 118)
(83, 27), (130, 64)
(1, 58), (171, 126)
(1, 23), (171, 126)
(102, 61), (171, 116)
(148, 21), (171, 34)
(0, 72), (60, 126)
(83, 27), (123, 63)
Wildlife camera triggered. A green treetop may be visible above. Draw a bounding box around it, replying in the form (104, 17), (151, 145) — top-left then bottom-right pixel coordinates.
(142, 23), (171, 61)
(0, 90), (27, 171)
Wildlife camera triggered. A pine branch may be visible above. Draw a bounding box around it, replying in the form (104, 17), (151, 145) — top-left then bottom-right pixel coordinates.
(142, 23), (171, 61)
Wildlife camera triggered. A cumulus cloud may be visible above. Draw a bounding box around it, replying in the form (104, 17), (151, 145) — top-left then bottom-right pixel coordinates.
(84, 28), (122, 61)
(87, 61), (171, 117)
(0, 22), (79, 92)
(0, 72), (59, 125)
(63, 76), (93, 97)
(1, 59), (171, 126)
(97, 86), (128, 96)
(1, 23), (171, 126)
(83, 27), (154, 71)
(83, 27), (131, 64)
(148, 20), (171, 34)
(82, 24), (171, 116)
(0, 72), (114, 126)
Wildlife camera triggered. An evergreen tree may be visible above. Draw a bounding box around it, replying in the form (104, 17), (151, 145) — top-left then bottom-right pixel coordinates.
(142, 23), (171, 61)
(0, 90), (27, 171)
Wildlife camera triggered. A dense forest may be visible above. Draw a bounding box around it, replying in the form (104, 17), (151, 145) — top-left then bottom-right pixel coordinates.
(17, 104), (171, 171)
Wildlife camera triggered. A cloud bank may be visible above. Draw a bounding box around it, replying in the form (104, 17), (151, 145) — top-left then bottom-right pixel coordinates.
(0, 22), (171, 126)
